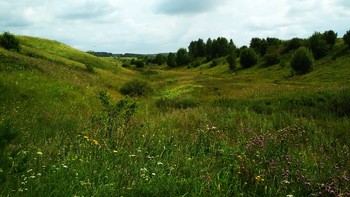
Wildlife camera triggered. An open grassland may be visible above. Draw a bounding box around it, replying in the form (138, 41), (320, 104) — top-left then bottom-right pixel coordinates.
(1, 36), (350, 196)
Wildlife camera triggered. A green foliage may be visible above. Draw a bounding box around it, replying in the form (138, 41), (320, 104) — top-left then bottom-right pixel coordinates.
(176, 48), (190, 66)
(329, 88), (350, 116)
(134, 60), (145, 68)
(85, 64), (95, 73)
(94, 92), (137, 137)
(322, 30), (337, 48)
(309, 32), (329, 59)
(120, 79), (152, 97)
(155, 96), (199, 110)
(343, 30), (350, 47)
(227, 52), (237, 70)
(153, 54), (166, 65)
(0, 32), (20, 51)
(291, 47), (314, 74)
(188, 39), (206, 58)
(284, 37), (303, 53)
(250, 37), (268, 56)
(167, 52), (177, 68)
(264, 50), (281, 66)
(210, 59), (219, 68)
(239, 48), (258, 68)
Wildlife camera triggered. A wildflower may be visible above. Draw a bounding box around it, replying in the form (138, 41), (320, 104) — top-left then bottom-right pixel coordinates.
(255, 175), (264, 182)
(152, 173), (156, 176)
(157, 161), (163, 165)
(264, 185), (267, 193)
(92, 139), (99, 145)
(36, 151), (43, 156)
(83, 136), (89, 140)
(129, 154), (136, 157)
(286, 195), (294, 197)
(62, 164), (68, 169)
(237, 155), (243, 160)
(113, 150), (118, 153)
(217, 183), (221, 191)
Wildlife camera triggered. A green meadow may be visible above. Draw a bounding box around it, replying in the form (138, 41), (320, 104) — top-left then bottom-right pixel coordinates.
(0, 34), (349, 196)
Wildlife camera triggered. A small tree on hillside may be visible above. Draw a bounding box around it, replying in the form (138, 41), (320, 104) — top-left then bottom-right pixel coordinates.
(0, 32), (20, 51)
(227, 52), (237, 70)
(308, 32), (329, 60)
(176, 48), (190, 66)
(322, 30), (337, 48)
(291, 47), (314, 75)
(343, 30), (350, 48)
(167, 53), (177, 68)
(240, 48), (258, 68)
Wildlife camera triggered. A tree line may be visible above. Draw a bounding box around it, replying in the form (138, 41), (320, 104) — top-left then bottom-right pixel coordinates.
(147, 29), (350, 75)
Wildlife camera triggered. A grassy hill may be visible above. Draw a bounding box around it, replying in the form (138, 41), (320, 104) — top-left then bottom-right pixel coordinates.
(1, 35), (350, 196)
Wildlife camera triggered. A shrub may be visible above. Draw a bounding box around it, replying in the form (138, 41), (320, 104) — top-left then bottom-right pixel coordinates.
(210, 59), (219, 68)
(167, 53), (177, 68)
(291, 47), (314, 75)
(284, 38), (303, 53)
(0, 32), (20, 51)
(239, 48), (258, 68)
(264, 51), (281, 66)
(322, 30), (337, 48)
(85, 64), (95, 73)
(120, 79), (152, 97)
(343, 30), (350, 47)
(308, 32), (329, 59)
(134, 60), (145, 68)
(227, 52), (237, 70)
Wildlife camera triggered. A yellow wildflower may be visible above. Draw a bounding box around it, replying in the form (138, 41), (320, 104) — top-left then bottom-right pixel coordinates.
(255, 175), (264, 182)
(83, 136), (89, 140)
(93, 139), (99, 145)
(217, 183), (221, 191)
(237, 155), (243, 160)
(113, 150), (118, 153)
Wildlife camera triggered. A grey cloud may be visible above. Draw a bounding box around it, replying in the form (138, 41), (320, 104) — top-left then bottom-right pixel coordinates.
(55, 1), (118, 22)
(156, 0), (228, 15)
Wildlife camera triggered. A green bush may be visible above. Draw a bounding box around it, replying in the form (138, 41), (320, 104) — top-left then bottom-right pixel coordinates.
(291, 47), (314, 75)
(120, 79), (152, 97)
(343, 30), (350, 47)
(227, 53), (237, 70)
(264, 51), (281, 66)
(0, 32), (20, 51)
(85, 64), (95, 73)
(134, 60), (145, 68)
(239, 48), (258, 68)
(308, 32), (329, 59)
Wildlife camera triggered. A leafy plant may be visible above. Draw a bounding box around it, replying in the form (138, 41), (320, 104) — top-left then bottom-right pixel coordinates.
(291, 47), (314, 75)
(120, 79), (152, 97)
(240, 48), (258, 68)
(0, 32), (20, 51)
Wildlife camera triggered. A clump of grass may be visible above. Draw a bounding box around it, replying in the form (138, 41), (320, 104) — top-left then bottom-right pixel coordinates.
(155, 96), (199, 110)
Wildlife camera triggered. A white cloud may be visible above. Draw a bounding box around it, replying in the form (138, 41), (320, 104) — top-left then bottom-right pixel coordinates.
(0, 0), (349, 53)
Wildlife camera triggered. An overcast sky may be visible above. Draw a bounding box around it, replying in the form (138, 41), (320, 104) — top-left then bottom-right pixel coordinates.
(1, 0), (349, 54)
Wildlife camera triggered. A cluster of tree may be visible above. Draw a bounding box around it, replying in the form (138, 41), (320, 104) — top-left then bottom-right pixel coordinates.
(163, 29), (350, 75)
(0, 32), (20, 51)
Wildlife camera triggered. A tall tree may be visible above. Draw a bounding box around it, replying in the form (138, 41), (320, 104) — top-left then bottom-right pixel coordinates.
(176, 48), (190, 66)
(309, 32), (329, 59)
(322, 30), (337, 48)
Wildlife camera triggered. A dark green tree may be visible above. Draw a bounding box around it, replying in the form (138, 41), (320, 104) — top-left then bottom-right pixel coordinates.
(0, 32), (20, 51)
(211, 37), (230, 58)
(309, 32), (329, 59)
(167, 52), (177, 68)
(343, 30), (350, 47)
(291, 47), (314, 75)
(250, 38), (268, 56)
(206, 38), (213, 60)
(240, 48), (258, 68)
(284, 38), (303, 53)
(227, 51), (237, 70)
(322, 30), (337, 48)
(176, 48), (190, 66)
(153, 54), (166, 65)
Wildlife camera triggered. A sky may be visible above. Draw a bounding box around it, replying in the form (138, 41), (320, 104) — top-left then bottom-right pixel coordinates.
(1, 0), (349, 54)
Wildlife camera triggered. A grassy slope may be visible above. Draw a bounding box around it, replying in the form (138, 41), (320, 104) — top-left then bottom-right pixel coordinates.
(1, 36), (350, 196)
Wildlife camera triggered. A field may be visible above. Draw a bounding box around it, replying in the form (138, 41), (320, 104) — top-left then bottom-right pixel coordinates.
(1, 36), (350, 196)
